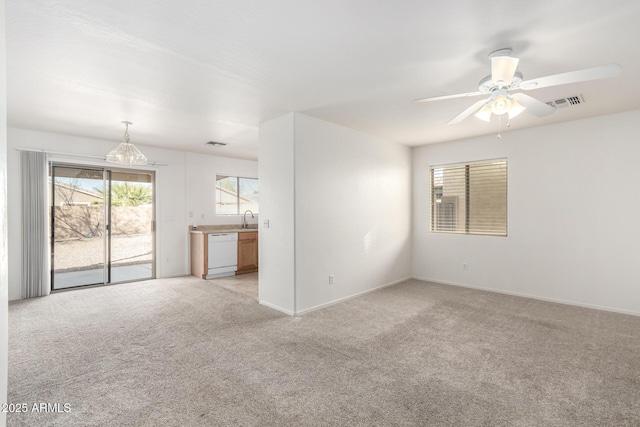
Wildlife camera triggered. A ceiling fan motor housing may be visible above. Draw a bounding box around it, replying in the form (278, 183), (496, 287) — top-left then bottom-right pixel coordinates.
(478, 72), (523, 93)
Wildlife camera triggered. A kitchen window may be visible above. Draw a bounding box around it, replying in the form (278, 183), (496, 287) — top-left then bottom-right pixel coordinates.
(215, 175), (259, 215)
(430, 159), (507, 236)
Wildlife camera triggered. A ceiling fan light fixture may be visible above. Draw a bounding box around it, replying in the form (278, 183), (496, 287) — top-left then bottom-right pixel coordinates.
(415, 48), (620, 126)
(475, 104), (492, 122)
(508, 100), (526, 119)
(106, 121), (148, 166)
(491, 94), (512, 115)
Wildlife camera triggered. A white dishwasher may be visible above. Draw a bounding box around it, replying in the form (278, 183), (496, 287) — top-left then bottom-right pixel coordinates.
(206, 233), (238, 279)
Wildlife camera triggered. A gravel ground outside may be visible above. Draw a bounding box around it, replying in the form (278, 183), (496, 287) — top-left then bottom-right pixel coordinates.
(53, 234), (152, 272)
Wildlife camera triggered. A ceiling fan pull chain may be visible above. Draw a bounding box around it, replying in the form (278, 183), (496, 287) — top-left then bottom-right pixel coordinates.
(497, 115), (502, 139)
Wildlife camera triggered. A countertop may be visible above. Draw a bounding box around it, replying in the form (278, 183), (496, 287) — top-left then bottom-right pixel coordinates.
(189, 225), (259, 234)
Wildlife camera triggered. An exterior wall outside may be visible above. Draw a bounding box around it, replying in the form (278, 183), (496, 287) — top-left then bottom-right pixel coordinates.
(53, 205), (152, 239)
(51, 184), (102, 205)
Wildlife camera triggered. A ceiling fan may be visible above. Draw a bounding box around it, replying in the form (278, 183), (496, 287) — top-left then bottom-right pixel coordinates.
(414, 48), (621, 125)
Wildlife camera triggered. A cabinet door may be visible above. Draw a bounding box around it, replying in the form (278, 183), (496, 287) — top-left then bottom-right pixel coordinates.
(237, 232), (258, 274)
(190, 233), (207, 279)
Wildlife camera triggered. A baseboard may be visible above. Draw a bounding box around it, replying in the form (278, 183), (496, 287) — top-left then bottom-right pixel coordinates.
(258, 299), (295, 316)
(295, 276), (412, 316)
(411, 276), (640, 318)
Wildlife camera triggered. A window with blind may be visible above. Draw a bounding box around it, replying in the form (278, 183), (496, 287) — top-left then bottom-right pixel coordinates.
(430, 159), (507, 236)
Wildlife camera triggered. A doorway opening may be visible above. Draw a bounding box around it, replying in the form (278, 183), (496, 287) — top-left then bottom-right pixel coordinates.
(49, 164), (155, 290)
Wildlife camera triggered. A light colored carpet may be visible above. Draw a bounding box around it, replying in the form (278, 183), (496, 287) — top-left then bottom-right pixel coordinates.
(7, 277), (640, 426)
(210, 272), (258, 300)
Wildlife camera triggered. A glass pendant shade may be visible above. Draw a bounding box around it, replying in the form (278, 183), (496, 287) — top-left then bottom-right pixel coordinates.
(474, 104), (493, 122)
(508, 100), (526, 119)
(491, 95), (512, 115)
(106, 121), (147, 166)
(475, 94), (527, 123)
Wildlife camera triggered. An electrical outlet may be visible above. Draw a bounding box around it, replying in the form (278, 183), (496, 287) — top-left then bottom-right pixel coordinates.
(188, 211), (193, 218)
(329, 275), (334, 285)
(463, 263), (468, 271)
(263, 219), (270, 229)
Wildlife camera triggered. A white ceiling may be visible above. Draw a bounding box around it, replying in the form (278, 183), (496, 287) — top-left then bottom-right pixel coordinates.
(7, 0), (640, 161)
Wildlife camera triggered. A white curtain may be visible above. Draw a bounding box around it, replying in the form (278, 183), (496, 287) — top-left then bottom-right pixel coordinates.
(21, 151), (50, 298)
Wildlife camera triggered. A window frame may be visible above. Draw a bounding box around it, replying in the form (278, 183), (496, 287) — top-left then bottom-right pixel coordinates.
(430, 158), (507, 237)
(215, 174), (259, 216)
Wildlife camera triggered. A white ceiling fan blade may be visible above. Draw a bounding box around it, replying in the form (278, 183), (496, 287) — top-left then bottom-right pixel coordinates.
(447, 98), (491, 125)
(491, 56), (519, 85)
(514, 93), (556, 117)
(413, 91), (483, 103)
(519, 64), (621, 90)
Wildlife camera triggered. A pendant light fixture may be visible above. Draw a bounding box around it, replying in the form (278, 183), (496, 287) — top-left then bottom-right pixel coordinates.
(106, 121), (147, 166)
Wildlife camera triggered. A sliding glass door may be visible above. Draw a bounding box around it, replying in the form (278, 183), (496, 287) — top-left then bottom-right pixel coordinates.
(50, 164), (155, 290)
(50, 166), (106, 289)
(108, 170), (154, 283)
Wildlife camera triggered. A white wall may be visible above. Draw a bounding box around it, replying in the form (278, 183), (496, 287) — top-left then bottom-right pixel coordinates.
(258, 113), (296, 314)
(0, 0), (8, 423)
(413, 110), (640, 315)
(6, 128), (257, 301)
(258, 113), (412, 315)
(185, 152), (258, 228)
(294, 114), (412, 313)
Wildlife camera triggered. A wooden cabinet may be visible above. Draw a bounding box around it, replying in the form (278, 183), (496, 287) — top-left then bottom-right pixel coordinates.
(191, 230), (258, 278)
(236, 231), (258, 274)
(190, 232), (208, 279)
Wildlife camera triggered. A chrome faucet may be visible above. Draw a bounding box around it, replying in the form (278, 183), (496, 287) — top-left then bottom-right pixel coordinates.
(242, 210), (254, 229)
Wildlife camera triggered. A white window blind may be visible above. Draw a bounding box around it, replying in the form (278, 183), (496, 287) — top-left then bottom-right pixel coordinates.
(430, 159), (507, 236)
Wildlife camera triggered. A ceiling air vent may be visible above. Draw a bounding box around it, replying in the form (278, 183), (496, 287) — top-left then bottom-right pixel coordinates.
(206, 141), (227, 146)
(545, 94), (584, 109)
